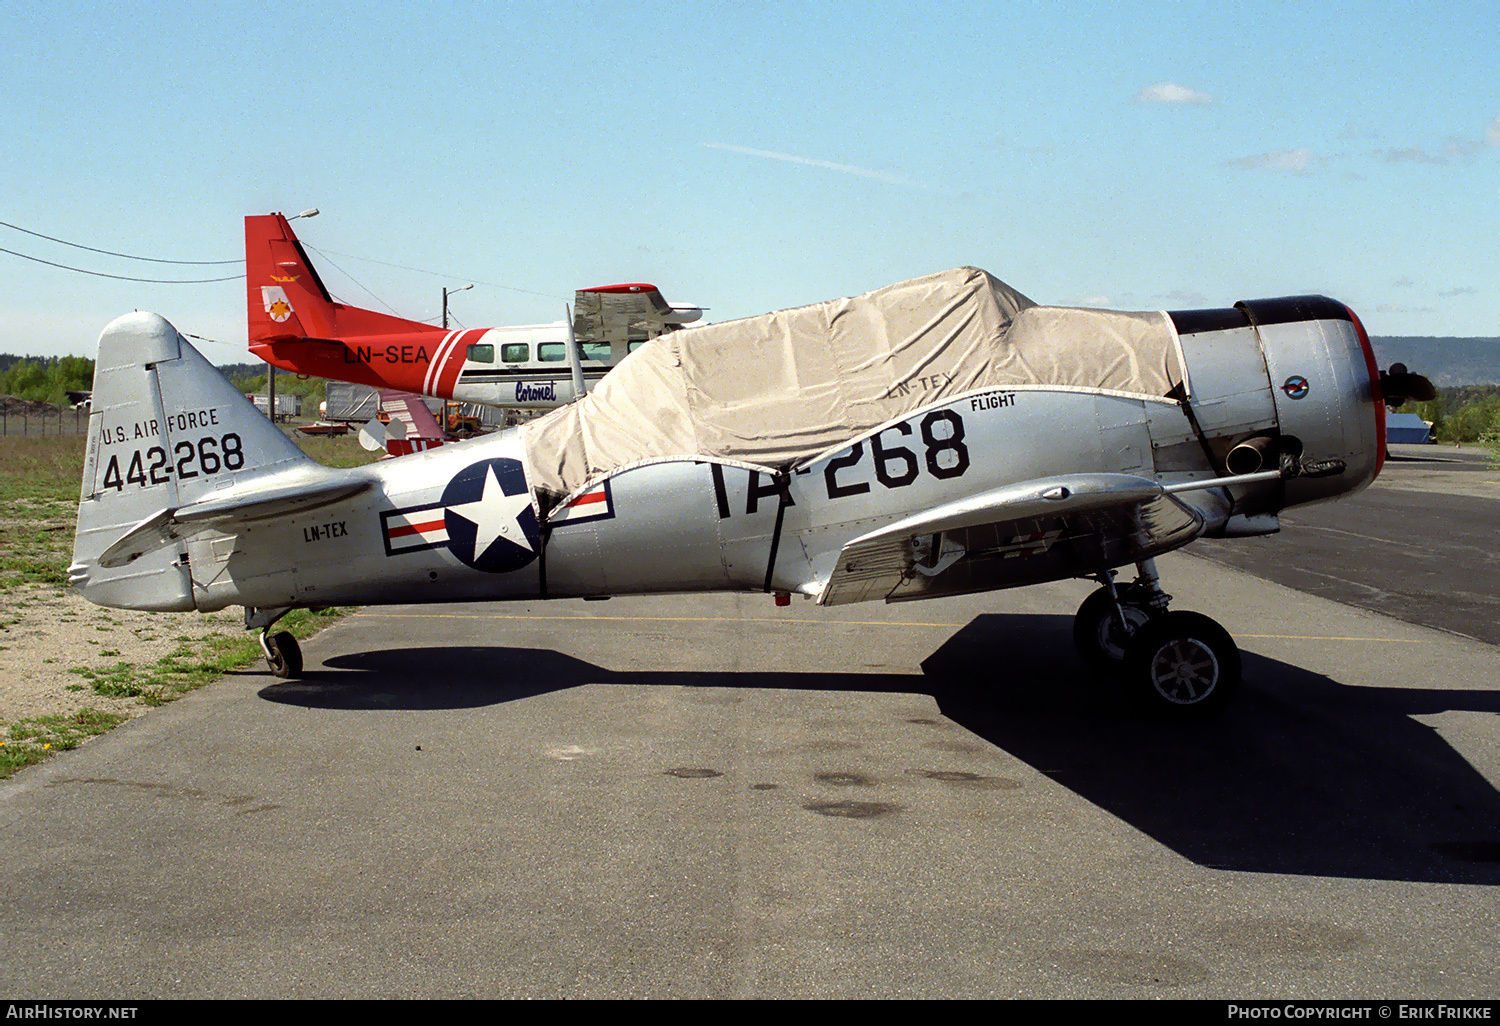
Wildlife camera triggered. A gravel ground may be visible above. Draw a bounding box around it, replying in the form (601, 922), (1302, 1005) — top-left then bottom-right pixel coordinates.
(0, 583), (244, 723)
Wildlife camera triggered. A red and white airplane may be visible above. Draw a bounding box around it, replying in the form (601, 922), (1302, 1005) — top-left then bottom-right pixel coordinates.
(245, 212), (702, 410)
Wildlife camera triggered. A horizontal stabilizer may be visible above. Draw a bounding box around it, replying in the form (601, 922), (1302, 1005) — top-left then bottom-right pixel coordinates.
(97, 473), (374, 568)
(573, 284), (693, 344)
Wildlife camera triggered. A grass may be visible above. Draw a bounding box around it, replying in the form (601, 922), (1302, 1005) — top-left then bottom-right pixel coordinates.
(63, 607), (345, 707)
(0, 435), (87, 502)
(0, 430), (380, 595)
(287, 432), (385, 469)
(0, 436), (86, 593)
(0, 708), (129, 776)
(0, 427), (383, 778)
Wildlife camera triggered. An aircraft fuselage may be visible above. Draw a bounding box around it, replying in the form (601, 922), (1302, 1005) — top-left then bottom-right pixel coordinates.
(180, 361), (1375, 614)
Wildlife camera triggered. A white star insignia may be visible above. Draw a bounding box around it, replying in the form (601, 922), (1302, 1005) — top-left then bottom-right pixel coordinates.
(446, 465), (534, 558)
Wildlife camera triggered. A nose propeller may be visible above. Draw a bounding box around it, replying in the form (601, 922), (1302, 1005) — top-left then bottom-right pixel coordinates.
(1380, 363), (1435, 408)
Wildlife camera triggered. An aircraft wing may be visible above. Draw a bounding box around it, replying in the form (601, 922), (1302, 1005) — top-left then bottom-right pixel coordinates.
(572, 283), (695, 345)
(818, 473), (1205, 606)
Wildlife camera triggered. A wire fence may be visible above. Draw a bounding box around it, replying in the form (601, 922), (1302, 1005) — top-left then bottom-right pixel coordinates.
(0, 402), (91, 438)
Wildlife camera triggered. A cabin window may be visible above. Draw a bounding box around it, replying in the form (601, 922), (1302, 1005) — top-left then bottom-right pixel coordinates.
(538, 343), (565, 362)
(500, 343), (529, 363)
(580, 342), (611, 362)
(628, 341), (647, 352)
(467, 343), (495, 364)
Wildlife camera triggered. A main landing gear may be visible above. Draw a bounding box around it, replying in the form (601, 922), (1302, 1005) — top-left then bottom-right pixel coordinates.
(1072, 559), (1240, 718)
(247, 606), (302, 679)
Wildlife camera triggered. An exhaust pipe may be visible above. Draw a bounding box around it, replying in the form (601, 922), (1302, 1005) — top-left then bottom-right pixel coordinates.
(1226, 435), (1277, 475)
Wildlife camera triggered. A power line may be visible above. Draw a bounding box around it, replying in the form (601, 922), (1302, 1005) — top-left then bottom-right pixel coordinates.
(0, 218), (242, 265)
(314, 245), (565, 300)
(0, 246), (244, 284)
(301, 244), (407, 316)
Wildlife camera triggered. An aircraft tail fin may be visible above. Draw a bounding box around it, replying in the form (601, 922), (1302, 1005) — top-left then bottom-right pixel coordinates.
(70, 312), (320, 610)
(245, 213), (440, 345)
(245, 213), (333, 340)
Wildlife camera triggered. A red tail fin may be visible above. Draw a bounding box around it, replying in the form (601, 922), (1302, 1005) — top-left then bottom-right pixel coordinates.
(245, 213), (333, 340)
(244, 214), (441, 342)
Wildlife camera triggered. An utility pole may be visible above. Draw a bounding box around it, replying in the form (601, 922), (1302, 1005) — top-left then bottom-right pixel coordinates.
(443, 283), (472, 329)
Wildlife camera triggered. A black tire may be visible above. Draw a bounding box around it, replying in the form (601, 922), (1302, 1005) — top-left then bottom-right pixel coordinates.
(1073, 587), (1154, 674)
(265, 631), (303, 679)
(1124, 611), (1240, 718)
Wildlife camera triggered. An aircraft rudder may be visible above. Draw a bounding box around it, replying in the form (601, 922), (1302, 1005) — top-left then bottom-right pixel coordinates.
(72, 313), (312, 609)
(245, 212), (331, 340)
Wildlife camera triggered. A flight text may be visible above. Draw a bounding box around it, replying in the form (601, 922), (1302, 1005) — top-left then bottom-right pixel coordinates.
(970, 390), (1017, 411)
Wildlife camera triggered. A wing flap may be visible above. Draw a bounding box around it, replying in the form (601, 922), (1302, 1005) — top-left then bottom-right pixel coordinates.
(818, 473), (1204, 606)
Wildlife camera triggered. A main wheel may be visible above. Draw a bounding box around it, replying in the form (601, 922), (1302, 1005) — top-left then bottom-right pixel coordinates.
(1073, 587), (1154, 674)
(1124, 611), (1240, 718)
(264, 631), (303, 679)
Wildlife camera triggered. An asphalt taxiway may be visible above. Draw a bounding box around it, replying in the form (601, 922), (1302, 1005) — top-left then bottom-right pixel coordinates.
(1, 540), (1495, 997)
(1191, 445), (1499, 645)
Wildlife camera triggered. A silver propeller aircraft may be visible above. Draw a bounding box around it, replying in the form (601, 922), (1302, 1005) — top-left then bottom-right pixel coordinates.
(69, 267), (1425, 717)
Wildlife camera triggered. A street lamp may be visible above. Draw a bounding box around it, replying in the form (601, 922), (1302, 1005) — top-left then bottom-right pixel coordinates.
(442, 283), (473, 329)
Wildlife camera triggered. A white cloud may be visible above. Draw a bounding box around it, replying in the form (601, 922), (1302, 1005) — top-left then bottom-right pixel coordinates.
(1487, 116), (1500, 147)
(1136, 83), (1213, 105)
(704, 143), (919, 187)
(1445, 136), (1487, 158)
(1230, 148), (1313, 173)
(1376, 146), (1446, 165)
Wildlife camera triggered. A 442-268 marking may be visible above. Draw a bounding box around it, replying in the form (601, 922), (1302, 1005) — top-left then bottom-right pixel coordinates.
(99, 433), (245, 491)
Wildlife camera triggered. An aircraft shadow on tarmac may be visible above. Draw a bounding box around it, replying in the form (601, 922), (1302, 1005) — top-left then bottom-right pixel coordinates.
(260, 612), (1500, 886)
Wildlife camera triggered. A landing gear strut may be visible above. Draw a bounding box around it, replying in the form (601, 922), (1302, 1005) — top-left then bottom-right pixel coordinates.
(1071, 560), (1240, 717)
(247, 606), (303, 679)
(1072, 560), (1171, 672)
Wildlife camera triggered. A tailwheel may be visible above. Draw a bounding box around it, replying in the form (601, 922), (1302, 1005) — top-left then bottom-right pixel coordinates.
(1124, 611), (1240, 719)
(261, 630), (303, 679)
(1073, 587), (1155, 674)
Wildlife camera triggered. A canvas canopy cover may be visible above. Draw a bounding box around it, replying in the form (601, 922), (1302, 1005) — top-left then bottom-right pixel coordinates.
(521, 267), (1185, 512)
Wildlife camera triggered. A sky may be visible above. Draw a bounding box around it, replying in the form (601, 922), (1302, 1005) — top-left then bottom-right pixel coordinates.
(2, 0), (1496, 363)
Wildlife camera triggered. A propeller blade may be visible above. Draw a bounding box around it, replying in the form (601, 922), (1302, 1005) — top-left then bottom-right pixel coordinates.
(1380, 365), (1436, 408)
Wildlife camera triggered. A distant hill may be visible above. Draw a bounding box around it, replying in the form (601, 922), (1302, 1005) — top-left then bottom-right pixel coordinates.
(1369, 337), (1500, 386)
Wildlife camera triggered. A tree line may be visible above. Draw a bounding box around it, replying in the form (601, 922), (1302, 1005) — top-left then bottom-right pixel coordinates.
(1410, 386), (1500, 444)
(0, 355), (331, 409)
(0, 355), (94, 408)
